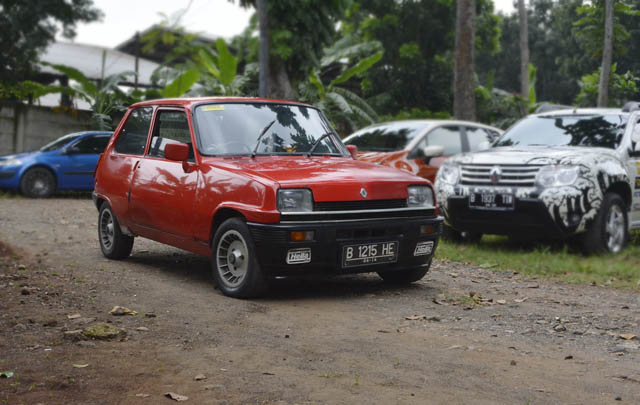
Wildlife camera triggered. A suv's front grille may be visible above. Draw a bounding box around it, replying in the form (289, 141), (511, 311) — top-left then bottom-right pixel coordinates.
(460, 164), (542, 187)
(314, 199), (407, 212)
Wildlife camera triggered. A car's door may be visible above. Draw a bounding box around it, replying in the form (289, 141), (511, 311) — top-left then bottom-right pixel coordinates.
(128, 108), (199, 239)
(101, 107), (154, 220)
(410, 125), (463, 182)
(629, 119), (640, 225)
(58, 134), (111, 189)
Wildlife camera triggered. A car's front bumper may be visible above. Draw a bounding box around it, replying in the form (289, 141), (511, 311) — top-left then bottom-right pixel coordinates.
(445, 196), (574, 238)
(247, 216), (443, 277)
(0, 169), (19, 188)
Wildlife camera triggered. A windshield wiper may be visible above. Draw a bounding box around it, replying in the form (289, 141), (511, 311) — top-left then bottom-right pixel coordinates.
(251, 119), (277, 158)
(307, 132), (334, 157)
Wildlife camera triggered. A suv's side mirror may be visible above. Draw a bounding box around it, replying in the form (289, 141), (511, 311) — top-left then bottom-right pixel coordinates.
(346, 144), (358, 160)
(165, 142), (190, 162)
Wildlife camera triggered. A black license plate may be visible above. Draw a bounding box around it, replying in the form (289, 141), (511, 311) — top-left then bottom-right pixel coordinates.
(469, 191), (514, 210)
(342, 241), (399, 268)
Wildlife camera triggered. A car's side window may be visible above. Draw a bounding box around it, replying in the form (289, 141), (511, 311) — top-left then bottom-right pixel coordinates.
(465, 126), (495, 152)
(114, 107), (153, 155)
(70, 135), (110, 154)
(414, 126), (462, 156)
(148, 110), (194, 160)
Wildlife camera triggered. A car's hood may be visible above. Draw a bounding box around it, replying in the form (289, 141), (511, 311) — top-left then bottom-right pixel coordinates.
(448, 146), (619, 166)
(0, 152), (35, 161)
(205, 156), (428, 202)
(357, 150), (408, 164)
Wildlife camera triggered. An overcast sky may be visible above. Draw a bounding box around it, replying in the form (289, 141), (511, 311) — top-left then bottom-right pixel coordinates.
(67, 0), (517, 49)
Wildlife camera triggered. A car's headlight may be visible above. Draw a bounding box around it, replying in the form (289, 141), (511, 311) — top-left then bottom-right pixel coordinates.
(536, 165), (580, 188)
(277, 189), (313, 212)
(438, 164), (460, 185)
(407, 186), (435, 208)
(0, 158), (22, 167)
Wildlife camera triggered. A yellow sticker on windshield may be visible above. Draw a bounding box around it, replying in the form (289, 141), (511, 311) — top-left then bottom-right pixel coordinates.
(202, 105), (225, 111)
(636, 161), (640, 175)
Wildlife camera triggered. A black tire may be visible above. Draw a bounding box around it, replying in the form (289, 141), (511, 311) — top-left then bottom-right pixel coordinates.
(211, 218), (267, 298)
(20, 167), (56, 198)
(442, 224), (482, 243)
(581, 192), (628, 255)
(98, 203), (134, 260)
(378, 261), (431, 284)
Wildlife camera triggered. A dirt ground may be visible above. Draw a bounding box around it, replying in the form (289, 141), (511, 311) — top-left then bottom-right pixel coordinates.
(1, 197), (639, 404)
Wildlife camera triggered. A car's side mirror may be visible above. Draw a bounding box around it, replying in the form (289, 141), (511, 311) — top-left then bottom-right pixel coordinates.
(165, 142), (190, 162)
(422, 145), (444, 164)
(346, 144), (358, 160)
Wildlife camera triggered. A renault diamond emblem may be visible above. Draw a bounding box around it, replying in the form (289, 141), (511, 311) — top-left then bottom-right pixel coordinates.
(360, 188), (367, 199)
(489, 166), (502, 184)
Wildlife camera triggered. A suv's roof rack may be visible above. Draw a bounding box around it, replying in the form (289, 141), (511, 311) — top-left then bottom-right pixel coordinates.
(621, 101), (640, 112)
(534, 103), (574, 114)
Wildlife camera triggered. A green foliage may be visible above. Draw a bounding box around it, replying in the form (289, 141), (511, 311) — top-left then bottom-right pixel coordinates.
(379, 108), (451, 122)
(162, 69), (200, 98)
(0, 0), (102, 84)
(575, 64), (640, 107)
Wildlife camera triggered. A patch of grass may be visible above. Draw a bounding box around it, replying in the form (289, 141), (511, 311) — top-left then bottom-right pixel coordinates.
(435, 231), (640, 290)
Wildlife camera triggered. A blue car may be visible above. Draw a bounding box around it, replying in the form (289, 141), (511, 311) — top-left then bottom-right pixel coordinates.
(0, 131), (112, 197)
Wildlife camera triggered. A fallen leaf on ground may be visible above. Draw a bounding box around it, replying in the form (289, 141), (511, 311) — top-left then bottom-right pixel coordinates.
(377, 329), (391, 333)
(73, 364), (89, 368)
(405, 315), (427, 321)
(194, 374), (207, 381)
(109, 306), (137, 316)
(514, 297), (528, 303)
(67, 313), (81, 319)
(618, 333), (637, 340)
(445, 345), (462, 350)
(165, 392), (189, 402)
(136, 327), (149, 331)
(496, 299), (506, 305)
(135, 393), (150, 398)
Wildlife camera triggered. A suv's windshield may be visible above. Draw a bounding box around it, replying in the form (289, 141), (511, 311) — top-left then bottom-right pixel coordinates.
(194, 103), (345, 156)
(40, 134), (81, 152)
(494, 114), (626, 149)
(344, 122), (427, 152)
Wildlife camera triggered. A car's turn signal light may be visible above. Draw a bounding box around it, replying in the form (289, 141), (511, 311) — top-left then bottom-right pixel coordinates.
(290, 231), (314, 242)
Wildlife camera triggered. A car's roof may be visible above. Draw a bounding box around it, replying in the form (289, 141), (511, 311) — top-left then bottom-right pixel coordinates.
(130, 97), (310, 109)
(351, 119), (502, 133)
(532, 108), (628, 117)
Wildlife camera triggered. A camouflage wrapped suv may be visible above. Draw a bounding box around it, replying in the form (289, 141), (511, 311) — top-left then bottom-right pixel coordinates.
(435, 104), (640, 254)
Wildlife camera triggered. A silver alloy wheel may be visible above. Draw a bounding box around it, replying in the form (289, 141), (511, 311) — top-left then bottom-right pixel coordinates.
(605, 204), (625, 253)
(100, 209), (115, 251)
(216, 230), (249, 288)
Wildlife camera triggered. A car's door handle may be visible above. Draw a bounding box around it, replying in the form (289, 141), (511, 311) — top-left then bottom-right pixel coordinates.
(133, 160), (141, 171)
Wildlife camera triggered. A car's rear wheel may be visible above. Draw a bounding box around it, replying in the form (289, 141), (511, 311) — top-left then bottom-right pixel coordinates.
(378, 261), (431, 284)
(98, 203), (134, 259)
(581, 192), (628, 254)
(211, 218), (267, 298)
(20, 167), (56, 198)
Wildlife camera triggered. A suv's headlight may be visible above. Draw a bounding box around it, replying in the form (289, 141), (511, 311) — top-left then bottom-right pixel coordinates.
(536, 165), (580, 188)
(438, 164), (460, 185)
(407, 186), (435, 208)
(277, 189), (313, 212)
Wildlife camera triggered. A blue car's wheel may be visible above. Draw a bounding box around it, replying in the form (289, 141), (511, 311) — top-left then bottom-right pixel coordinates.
(20, 167), (56, 198)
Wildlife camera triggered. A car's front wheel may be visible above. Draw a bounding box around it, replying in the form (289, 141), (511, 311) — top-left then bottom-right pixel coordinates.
(98, 203), (134, 259)
(581, 192), (628, 254)
(211, 218), (267, 298)
(20, 167), (56, 198)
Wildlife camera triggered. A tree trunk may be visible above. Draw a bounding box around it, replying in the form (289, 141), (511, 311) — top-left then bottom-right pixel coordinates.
(453, 0), (476, 121)
(597, 0), (614, 107)
(257, 0), (269, 98)
(518, 0), (529, 101)
(269, 62), (297, 100)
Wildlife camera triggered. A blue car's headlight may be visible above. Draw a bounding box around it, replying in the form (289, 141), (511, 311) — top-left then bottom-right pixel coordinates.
(0, 158), (22, 167)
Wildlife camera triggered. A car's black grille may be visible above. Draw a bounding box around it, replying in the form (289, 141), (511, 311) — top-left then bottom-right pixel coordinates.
(336, 226), (404, 241)
(314, 199), (407, 212)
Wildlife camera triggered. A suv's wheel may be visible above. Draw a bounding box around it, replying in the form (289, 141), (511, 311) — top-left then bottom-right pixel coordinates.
(378, 261), (431, 284)
(20, 167), (56, 198)
(211, 218), (267, 298)
(98, 203), (134, 259)
(442, 224), (482, 243)
(582, 192), (628, 254)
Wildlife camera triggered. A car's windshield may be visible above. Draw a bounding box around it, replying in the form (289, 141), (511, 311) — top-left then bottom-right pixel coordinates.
(40, 134), (82, 152)
(344, 122), (427, 152)
(494, 114), (626, 149)
(194, 103), (345, 156)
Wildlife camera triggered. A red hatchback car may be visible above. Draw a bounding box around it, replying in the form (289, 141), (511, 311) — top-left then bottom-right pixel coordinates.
(93, 98), (442, 298)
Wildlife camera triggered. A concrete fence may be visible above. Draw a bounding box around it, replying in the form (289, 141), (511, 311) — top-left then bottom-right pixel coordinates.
(0, 102), (94, 156)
